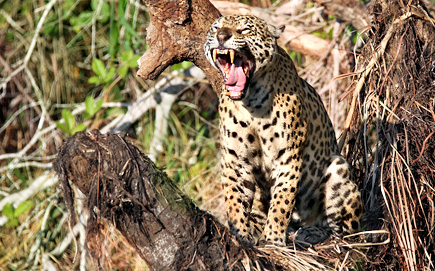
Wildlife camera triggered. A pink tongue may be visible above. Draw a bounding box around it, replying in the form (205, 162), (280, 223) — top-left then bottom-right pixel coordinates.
(225, 63), (247, 97)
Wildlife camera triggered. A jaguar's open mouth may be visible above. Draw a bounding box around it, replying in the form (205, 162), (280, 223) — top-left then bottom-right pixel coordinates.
(212, 48), (254, 100)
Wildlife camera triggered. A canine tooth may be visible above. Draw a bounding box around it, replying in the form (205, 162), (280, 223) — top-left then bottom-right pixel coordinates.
(225, 92), (232, 96)
(244, 66), (249, 74)
(213, 49), (217, 62)
(230, 50), (235, 63)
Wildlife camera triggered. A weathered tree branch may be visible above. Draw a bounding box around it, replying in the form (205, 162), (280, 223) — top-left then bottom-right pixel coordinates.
(137, 0), (223, 94)
(53, 130), (279, 270)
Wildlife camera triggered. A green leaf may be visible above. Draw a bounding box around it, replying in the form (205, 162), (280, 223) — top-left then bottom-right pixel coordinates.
(91, 0), (110, 23)
(83, 97), (103, 119)
(105, 67), (116, 82)
(56, 121), (70, 134)
(181, 61), (192, 69)
(61, 109), (75, 130)
(121, 50), (133, 62)
(83, 112), (91, 120)
(83, 98), (94, 119)
(118, 0), (127, 19)
(6, 218), (18, 227)
(51, 208), (61, 219)
(328, 28), (334, 40)
(71, 123), (87, 134)
(118, 66), (128, 78)
(92, 58), (106, 78)
(3, 203), (14, 219)
(85, 96), (95, 111)
(95, 99), (103, 111)
(127, 56), (141, 68)
(70, 11), (93, 32)
(88, 76), (101, 84)
(13, 168), (26, 183)
(14, 201), (34, 217)
(100, 2), (110, 23)
(104, 107), (126, 118)
(109, 86), (123, 102)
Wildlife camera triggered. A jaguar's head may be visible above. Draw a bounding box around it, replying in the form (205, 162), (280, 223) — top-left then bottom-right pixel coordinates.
(204, 15), (283, 100)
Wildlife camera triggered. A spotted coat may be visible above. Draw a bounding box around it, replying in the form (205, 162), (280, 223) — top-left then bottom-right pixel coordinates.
(204, 15), (362, 246)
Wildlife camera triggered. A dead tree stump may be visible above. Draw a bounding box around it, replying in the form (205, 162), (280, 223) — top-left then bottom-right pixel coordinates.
(53, 130), (278, 270)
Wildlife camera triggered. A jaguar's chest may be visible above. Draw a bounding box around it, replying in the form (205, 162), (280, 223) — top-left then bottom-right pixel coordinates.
(219, 88), (306, 166)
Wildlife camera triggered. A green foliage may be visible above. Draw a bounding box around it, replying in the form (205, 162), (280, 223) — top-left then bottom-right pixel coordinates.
(68, 0), (110, 33)
(290, 51), (303, 67)
(3, 201), (34, 227)
(56, 97), (104, 134)
(83, 96), (103, 119)
(91, 0), (110, 24)
(55, 109), (87, 135)
(88, 58), (116, 85)
(118, 50), (141, 78)
(352, 30), (363, 45)
(88, 50), (140, 86)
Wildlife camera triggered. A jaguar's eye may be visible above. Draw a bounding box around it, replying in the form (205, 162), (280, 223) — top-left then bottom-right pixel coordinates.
(238, 28), (250, 34)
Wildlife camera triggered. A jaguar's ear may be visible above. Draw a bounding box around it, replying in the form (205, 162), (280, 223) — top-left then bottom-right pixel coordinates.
(268, 24), (285, 39)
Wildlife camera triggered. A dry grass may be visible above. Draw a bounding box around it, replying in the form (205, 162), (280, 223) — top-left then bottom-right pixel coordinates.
(345, 1), (435, 269)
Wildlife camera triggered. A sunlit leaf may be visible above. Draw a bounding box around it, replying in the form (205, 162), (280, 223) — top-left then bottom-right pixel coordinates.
(105, 67), (116, 82)
(88, 76), (101, 84)
(14, 201), (34, 217)
(61, 109), (75, 130)
(92, 58), (106, 78)
(71, 123), (87, 134)
(118, 66), (128, 78)
(55, 121), (69, 134)
(3, 203), (14, 219)
(6, 218), (18, 227)
(127, 56), (141, 68)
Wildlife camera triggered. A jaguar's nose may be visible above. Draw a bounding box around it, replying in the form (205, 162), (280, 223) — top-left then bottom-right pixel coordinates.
(217, 28), (232, 42)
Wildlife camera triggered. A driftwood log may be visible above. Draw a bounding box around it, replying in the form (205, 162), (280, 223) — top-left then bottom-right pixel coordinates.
(53, 130), (278, 270)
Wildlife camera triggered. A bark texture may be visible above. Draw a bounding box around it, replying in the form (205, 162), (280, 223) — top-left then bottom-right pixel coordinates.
(137, 0), (223, 94)
(53, 130), (275, 270)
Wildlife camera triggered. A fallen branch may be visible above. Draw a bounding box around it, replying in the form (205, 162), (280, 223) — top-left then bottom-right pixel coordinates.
(53, 130), (281, 270)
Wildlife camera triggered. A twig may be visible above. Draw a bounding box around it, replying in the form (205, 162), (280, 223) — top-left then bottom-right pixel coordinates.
(0, 0), (58, 88)
(0, 9), (25, 33)
(91, 0), (104, 58)
(0, 55), (43, 115)
(411, 130), (435, 165)
(50, 223), (81, 256)
(338, 13), (411, 151)
(0, 161), (53, 172)
(0, 172), (57, 227)
(378, 24), (408, 95)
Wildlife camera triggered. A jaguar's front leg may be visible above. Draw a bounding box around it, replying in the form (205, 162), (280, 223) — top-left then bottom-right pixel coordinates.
(261, 154), (303, 246)
(221, 158), (257, 245)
